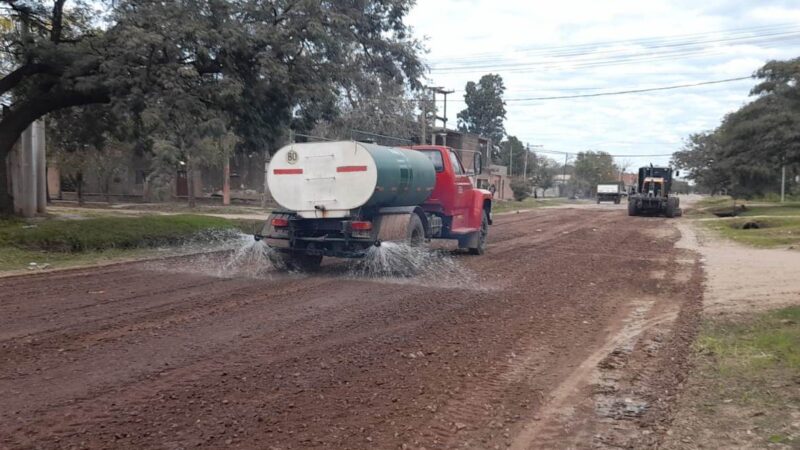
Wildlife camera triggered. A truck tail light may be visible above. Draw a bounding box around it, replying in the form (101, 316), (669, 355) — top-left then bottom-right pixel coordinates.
(271, 218), (289, 228)
(351, 221), (372, 231)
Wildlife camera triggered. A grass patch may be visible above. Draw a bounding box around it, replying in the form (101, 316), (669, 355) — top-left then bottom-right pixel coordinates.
(702, 216), (800, 248)
(665, 307), (800, 448)
(0, 214), (261, 272)
(492, 197), (569, 214)
(688, 196), (800, 218)
(737, 202), (800, 217)
(0, 214), (239, 252)
(697, 307), (800, 375)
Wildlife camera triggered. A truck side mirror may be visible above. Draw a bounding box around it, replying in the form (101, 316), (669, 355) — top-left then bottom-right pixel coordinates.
(473, 153), (483, 174)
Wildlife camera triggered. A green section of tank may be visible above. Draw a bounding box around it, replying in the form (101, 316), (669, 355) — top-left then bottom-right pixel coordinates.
(361, 143), (435, 208)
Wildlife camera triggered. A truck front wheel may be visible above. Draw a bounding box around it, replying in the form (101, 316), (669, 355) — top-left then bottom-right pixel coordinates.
(468, 210), (489, 255)
(665, 197), (680, 218)
(628, 200), (638, 216)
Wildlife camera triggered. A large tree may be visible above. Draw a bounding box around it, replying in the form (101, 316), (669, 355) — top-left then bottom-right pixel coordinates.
(0, 0), (423, 215)
(457, 73), (506, 144)
(573, 151), (617, 196)
(673, 57), (800, 199)
(672, 131), (730, 194)
(311, 76), (428, 145)
(497, 135), (527, 176)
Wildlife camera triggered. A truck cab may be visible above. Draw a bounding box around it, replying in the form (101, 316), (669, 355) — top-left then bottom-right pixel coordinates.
(412, 146), (493, 233)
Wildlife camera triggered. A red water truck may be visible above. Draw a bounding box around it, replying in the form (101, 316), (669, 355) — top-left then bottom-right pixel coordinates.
(257, 141), (493, 271)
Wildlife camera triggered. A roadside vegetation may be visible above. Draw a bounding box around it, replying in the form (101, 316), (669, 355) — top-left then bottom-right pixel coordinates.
(688, 196), (800, 248)
(0, 215), (257, 273)
(667, 307), (800, 448)
(688, 196), (800, 217)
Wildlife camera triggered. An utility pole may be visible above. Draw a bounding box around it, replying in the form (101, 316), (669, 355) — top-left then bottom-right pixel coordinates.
(420, 100), (427, 145)
(523, 143), (529, 179)
(508, 141), (513, 177)
(523, 143), (544, 180)
(781, 164), (786, 203)
(429, 86), (454, 146)
(562, 153), (569, 197)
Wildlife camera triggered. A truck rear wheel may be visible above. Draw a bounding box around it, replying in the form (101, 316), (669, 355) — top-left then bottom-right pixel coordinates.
(407, 214), (425, 246)
(377, 213), (425, 246)
(468, 210), (489, 255)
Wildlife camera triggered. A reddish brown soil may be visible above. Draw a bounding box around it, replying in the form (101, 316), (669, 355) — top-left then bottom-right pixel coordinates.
(0, 207), (701, 449)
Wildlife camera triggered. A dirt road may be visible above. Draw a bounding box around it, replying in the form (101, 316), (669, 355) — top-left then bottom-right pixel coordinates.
(0, 207), (702, 449)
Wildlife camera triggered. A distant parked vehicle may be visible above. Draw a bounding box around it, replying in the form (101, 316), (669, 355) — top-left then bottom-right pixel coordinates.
(596, 183), (624, 204)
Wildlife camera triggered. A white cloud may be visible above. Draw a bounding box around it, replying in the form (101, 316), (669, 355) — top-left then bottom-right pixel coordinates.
(407, 0), (800, 168)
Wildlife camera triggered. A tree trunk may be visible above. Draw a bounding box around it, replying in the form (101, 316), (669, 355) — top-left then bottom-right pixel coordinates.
(143, 174), (151, 203)
(187, 159), (196, 208)
(0, 151), (11, 215)
(0, 87), (110, 215)
(222, 158), (231, 206)
(76, 173), (84, 206)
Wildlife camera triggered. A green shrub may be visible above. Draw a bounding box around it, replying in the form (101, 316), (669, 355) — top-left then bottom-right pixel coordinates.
(510, 178), (533, 202)
(0, 215), (238, 252)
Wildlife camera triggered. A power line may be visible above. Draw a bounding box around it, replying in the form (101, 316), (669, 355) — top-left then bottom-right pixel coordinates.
(501, 76), (751, 101)
(352, 75), (752, 105)
(430, 23), (800, 63)
(532, 148), (674, 158)
(431, 32), (800, 74)
(428, 25), (800, 73)
(430, 31), (800, 71)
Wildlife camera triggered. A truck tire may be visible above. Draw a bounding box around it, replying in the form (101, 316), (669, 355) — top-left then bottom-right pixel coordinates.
(377, 213), (425, 246)
(468, 210), (490, 255)
(614, 197), (621, 205)
(406, 213), (425, 246)
(665, 197), (679, 218)
(596, 198), (601, 204)
(628, 200), (638, 216)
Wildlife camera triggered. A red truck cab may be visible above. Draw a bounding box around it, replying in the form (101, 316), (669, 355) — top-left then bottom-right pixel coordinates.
(410, 145), (493, 242)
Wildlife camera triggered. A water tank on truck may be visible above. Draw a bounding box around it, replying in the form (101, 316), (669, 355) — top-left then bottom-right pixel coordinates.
(267, 141), (436, 218)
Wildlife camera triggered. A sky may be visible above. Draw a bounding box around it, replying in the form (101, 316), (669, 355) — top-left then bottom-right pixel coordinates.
(407, 0), (800, 171)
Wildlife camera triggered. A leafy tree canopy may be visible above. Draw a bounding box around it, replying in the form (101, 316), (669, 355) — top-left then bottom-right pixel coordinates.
(0, 0), (424, 214)
(672, 57), (800, 199)
(573, 151), (617, 195)
(457, 73), (506, 144)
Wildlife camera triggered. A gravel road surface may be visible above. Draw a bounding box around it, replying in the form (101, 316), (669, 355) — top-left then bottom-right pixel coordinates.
(0, 206), (702, 449)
